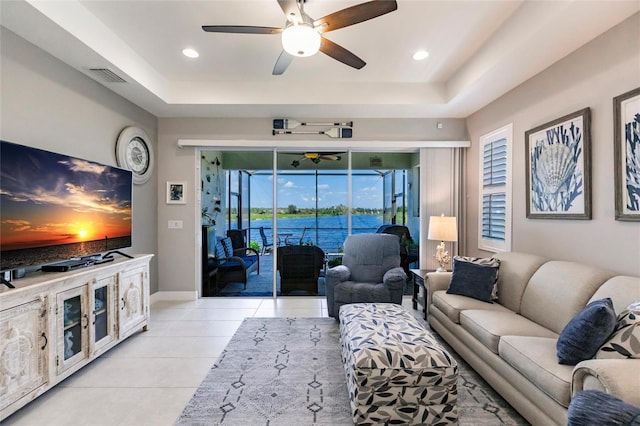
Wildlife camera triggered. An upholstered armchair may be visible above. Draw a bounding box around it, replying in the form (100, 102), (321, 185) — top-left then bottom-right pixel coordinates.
(326, 233), (407, 318)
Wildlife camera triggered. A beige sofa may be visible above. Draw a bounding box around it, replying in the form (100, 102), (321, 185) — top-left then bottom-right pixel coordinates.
(425, 251), (640, 425)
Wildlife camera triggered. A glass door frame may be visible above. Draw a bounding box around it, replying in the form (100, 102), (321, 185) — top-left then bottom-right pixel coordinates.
(191, 141), (470, 298)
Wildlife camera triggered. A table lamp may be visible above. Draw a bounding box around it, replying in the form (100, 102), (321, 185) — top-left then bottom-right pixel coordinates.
(427, 215), (458, 272)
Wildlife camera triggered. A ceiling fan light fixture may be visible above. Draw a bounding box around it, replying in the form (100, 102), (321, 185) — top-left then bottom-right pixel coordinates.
(281, 24), (321, 57)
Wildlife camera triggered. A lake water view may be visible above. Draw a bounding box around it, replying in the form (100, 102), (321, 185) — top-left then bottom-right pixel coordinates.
(243, 214), (384, 253)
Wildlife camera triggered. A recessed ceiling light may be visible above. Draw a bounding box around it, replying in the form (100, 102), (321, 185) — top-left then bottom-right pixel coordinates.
(413, 50), (429, 61)
(182, 48), (199, 59)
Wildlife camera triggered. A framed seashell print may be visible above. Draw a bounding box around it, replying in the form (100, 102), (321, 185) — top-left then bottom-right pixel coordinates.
(614, 87), (640, 221)
(525, 108), (591, 219)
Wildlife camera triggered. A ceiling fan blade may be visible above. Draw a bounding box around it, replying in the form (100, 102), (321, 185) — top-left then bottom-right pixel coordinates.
(319, 37), (365, 69)
(314, 0), (398, 34)
(319, 155), (342, 161)
(277, 0), (303, 24)
(273, 51), (294, 75)
(202, 25), (282, 34)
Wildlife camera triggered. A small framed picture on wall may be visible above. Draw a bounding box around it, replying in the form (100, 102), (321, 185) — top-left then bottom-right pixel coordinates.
(614, 87), (640, 221)
(525, 108), (591, 219)
(166, 181), (186, 204)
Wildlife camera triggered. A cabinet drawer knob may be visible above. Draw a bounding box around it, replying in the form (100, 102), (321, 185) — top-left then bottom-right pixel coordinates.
(41, 332), (48, 350)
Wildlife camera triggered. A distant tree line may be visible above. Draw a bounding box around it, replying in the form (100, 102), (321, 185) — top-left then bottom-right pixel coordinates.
(229, 205), (390, 218)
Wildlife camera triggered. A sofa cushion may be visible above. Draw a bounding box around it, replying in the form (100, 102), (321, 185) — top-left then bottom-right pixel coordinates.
(588, 276), (640, 314)
(499, 336), (573, 407)
(519, 261), (615, 335)
(596, 304), (640, 359)
(567, 390), (640, 426)
(556, 298), (617, 365)
(460, 310), (558, 354)
(491, 251), (548, 313)
(446, 256), (500, 303)
(432, 290), (511, 324)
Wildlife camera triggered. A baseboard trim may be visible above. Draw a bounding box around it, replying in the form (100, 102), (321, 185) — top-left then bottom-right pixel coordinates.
(150, 291), (198, 303)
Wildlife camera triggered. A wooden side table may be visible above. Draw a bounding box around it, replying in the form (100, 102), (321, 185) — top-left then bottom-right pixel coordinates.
(410, 269), (431, 320)
(409, 269), (429, 319)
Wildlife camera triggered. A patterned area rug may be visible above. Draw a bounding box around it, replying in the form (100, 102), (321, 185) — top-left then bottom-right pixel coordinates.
(175, 317), (529, 426)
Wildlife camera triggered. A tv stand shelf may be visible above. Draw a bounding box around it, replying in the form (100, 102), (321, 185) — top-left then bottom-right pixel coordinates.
(0, 254), (153, 421)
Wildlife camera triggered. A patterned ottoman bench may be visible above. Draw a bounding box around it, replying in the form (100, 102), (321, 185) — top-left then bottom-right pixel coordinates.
(339, 303), (458, 425)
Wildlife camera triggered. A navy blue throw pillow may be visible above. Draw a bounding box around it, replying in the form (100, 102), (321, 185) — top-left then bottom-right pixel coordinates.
(568, 390), (640, 426)
(446, 257), (500, 303)
(556, 298), (617, 365)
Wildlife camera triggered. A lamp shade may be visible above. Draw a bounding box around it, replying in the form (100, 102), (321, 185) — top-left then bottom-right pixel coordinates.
(281, 24), (321, 57)
(428, 215), (458, 242)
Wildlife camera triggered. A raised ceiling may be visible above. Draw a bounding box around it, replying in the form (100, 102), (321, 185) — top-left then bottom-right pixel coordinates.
(1, 0), (638, 118)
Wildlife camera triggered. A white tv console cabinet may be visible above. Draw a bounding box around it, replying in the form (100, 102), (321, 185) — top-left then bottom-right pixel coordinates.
(0, 254), (153, 421)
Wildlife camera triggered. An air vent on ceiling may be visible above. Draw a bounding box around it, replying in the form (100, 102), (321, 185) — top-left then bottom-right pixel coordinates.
(88, 68), (126, 83)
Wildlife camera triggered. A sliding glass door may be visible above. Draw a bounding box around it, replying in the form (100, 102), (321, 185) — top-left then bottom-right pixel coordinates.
(201, 149), (419, 298)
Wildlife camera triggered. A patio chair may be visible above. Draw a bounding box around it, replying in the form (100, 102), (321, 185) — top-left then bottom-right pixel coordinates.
(226, 229), (247, 250)
(376, 224), (418, 274)
(285, 227), (308, 245)
(258, 227), (279, 254)
(212, 236), (260, 291)
(325, 233), (407, 318)
(277, 244), (325, 295)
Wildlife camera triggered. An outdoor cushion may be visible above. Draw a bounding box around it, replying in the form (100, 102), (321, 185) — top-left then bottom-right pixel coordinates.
(499, 335), (573, 407)
(432, 290), (511, 324)
(221, 237), (234, 257)
(460, 310), (558, 354)
(221, 255), (258, 270)
(556, 298), (617, 365)
(215, 239), (227, 263)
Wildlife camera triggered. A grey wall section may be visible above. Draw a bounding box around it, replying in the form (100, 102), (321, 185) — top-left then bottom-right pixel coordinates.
(465, 13), (640, 276)
(157, 118), (468, 293)
(0, 28), (159, 291)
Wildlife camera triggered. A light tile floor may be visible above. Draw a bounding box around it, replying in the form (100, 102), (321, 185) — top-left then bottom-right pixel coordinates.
(5, 296), (417, 425)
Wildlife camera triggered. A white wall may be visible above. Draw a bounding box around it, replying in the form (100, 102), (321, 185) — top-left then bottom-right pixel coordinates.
(0, 28), (159, 291)
(465, 13), (640, 276)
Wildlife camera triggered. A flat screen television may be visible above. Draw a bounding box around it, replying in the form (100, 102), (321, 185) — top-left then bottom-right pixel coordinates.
(0, 140), (133, 272)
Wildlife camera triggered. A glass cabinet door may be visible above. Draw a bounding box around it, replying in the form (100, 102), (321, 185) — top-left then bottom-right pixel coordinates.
(91, 276), (116, 353)
(56, 286), (88, 374)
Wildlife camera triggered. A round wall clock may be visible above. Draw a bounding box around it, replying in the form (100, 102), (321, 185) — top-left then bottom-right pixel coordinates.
(116, 126), (154, 185)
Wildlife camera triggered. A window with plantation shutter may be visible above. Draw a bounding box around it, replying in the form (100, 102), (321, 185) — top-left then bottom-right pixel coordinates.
(478, 124), (512, 252)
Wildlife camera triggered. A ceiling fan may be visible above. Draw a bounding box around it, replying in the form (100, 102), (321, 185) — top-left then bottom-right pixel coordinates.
(284, 152), (345, 168)
(202, 0), (398, 75)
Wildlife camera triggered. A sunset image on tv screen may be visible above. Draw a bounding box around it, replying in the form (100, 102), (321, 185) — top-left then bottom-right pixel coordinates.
(1, 141), (132, 270)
